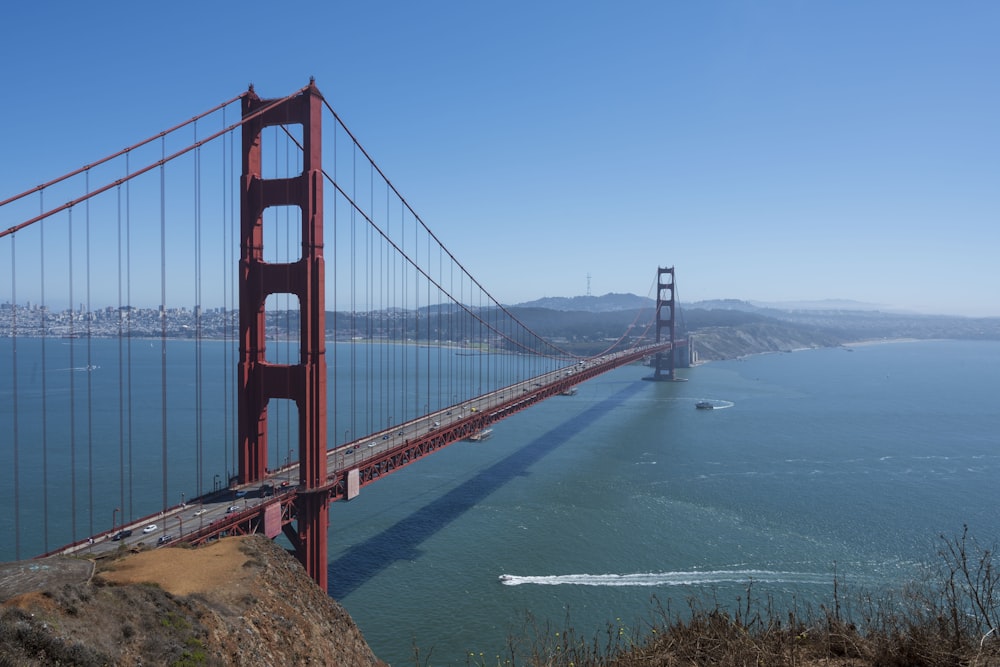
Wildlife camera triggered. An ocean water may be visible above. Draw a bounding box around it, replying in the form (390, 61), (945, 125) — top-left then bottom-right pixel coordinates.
(328, 340), (1000, 664)
(2, 339), (999, 664)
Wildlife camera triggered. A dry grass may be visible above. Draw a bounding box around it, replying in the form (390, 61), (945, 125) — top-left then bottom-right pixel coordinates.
(99, 537), (252, 596)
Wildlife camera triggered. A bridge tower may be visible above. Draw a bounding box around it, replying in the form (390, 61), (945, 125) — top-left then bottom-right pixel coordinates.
(650, 266), (676, 381)
(239, 81), (329, 590)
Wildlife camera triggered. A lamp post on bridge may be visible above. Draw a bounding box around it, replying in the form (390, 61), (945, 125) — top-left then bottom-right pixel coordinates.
(112, 507), (120, 534)
(213, 474), (220, 493)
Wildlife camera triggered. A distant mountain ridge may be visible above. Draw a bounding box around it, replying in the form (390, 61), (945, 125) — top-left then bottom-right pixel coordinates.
(513, 294), (889, 315)
(514, 293), (654, 312)
(510, 293), (1000, 360)
(695, 298), (892, 313)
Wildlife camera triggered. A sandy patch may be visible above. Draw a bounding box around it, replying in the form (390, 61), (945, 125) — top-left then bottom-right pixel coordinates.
(4, 590), (61, 614)
(100, 537), (253, 596)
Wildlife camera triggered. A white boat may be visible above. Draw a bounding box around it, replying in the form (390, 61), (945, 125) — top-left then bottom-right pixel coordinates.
(498, 574), (513, 582)
(467, 428), (493, 442)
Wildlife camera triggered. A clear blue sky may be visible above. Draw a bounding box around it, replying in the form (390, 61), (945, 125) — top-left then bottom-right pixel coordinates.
(2, 1), (997, 316)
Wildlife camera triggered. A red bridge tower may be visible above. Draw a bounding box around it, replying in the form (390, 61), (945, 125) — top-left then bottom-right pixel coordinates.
(238, 81), (329, 590)
(649, 266), (676, 381)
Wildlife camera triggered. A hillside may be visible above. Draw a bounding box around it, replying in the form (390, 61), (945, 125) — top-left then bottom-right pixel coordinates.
(0, 537), (385, 666)
(507, 295), (1000, 360)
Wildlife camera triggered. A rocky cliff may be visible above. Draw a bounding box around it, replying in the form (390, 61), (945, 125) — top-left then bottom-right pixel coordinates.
(0, 536), (386, 666)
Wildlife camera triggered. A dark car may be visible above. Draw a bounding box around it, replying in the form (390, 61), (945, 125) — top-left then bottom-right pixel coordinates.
(112, 529), (133, 541)
(157, 534), (174, 545)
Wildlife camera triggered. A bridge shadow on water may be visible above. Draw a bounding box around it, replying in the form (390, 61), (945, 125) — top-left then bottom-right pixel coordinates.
(328, 378), (649, 598)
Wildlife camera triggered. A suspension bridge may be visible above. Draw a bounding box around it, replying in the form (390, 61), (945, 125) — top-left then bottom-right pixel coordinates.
(0, 81), (686, 592)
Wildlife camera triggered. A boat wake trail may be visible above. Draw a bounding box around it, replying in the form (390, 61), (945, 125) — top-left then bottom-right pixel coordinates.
(498, 570), (831, 587)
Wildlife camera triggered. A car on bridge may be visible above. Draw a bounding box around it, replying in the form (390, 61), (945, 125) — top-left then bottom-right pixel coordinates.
(226, 505), (240, 513)
(142, 524), (157, 534)
(157, 534), (174, 545)
(192, 508), (208, 517)
(111, 529), (133, 541)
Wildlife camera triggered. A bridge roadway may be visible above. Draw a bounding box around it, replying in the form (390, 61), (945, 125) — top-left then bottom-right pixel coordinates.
(47, 342), (675, 560)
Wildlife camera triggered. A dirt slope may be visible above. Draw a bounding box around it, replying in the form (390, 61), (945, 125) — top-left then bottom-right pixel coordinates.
(0, 536), (386, 666)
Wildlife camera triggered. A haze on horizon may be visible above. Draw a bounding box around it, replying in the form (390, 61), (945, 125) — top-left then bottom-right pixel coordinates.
(1, 2), (997, 319)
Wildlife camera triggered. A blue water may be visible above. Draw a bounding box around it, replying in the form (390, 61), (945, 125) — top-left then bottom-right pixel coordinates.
(327, 340), (1000, 664)
(2, 339), (999, 664)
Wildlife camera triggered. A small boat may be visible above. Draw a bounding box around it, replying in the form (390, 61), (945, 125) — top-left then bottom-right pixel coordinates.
(467, 428), (493, 442)
(695, 401), (714, 410)
(560, 387), (578, 396)
(498, 574), (513, 582)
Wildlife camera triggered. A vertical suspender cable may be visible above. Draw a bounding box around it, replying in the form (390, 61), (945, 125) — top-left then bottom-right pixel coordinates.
(230, 119), (238, 480)
(368, 163), (375, 435)
(436, 246), (442, 410)
(160, 136), (168, 512)
(401, 202), (408, 422)
(390, 194), (397, 427)
(85, 172), (94, 538)
(350, 144), (356, 442)
(391, 194), (397, 422)
(10, 235), (20, 559)
(415, 208), (421, 418)
(117, 184), (125, 525)
(126, 153), (135, 521)
(68, 207), (77, 545)
(194, 120), (204, 498)
(448, 261), (454, 407)
(222, 109), (232, 483)
(331, 120), (338, 446)
(221, 110), (229, 486)
(481, 282), (485, 396)
(382, 187), (388, 428)
(415, 211), (421, 416)
(425, 229), (430, 413)
(371, 165), (379, 433)
(40, 193), (49, 553)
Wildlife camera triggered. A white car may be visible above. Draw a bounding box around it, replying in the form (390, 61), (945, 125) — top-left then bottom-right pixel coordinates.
(142, 524), (157, 533)
(192, 508), (208, 517)
(226, 505), (240, 513)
